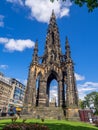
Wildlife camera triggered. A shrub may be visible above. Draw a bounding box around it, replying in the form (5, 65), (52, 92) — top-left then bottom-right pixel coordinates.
(41, 118), (44, 122)
(3, 123), (50, 130)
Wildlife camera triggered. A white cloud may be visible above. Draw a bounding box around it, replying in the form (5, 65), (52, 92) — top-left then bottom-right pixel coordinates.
(0, 65), (8, 69)
(0, 37), (35, 52)
(0, 38), (9, 43)
(23, 79), (27, 86)
(49, 85), (58, 102)
(77, 81), (98, 99)
(5, 39), (34, 51)
(78, 93), (86, 100)
(78, 82), (98, 91)
(0, 15), (4, 27)
(75, 73), (85, 81)
(80, 82), (98, 87)
(75, 73), (98, 99)
(6, 0), (24, 6)
(5, 0), (72, 23)
(49, 81), (98, 101)
(25, 0), (72, 23)
(60, 8), (69, 17)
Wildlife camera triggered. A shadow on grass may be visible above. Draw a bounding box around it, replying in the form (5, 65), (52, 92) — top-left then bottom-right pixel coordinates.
(0, 121), (97, 130)
(45, 123), (98, 130)
(0, 122), (11, 130)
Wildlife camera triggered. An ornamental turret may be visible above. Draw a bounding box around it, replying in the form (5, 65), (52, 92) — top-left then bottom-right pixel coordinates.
(32, 40), (38, 64)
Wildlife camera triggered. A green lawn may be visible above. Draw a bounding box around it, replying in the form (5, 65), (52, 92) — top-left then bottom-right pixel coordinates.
(0, 119), (98, 130)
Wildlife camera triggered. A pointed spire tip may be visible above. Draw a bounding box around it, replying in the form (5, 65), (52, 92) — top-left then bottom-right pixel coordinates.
(52, 9), (54, 14)
(36, 39), (38, 43)
(66, 36), (68, 42)
(51, 9), (55, 18)
(65, 36), (70, 48)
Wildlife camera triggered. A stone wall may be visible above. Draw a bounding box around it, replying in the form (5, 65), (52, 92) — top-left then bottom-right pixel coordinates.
(31, 107), (65, 120)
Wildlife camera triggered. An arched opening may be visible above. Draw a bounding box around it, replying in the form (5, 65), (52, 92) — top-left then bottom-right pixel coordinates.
(36, 72), (42, 106)
(46, 71), (58, 107)
(49, 79), (58, 107)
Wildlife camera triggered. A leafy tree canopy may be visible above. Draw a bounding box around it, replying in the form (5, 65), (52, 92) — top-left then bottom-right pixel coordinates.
(94, 93), (98, 114)
(79, 91), (98, 115)
(50, 0), (98, 11)
(84, 91), (98, 107)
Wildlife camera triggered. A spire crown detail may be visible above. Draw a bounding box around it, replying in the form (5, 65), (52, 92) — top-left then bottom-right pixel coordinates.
(32, 40), (38, 64)
(34, 40), (38, 50)
(51, 9), (55, 19)
(49, 10), (57, 28)
(43, 11), (61, 64)
(65, 36), (70, 49)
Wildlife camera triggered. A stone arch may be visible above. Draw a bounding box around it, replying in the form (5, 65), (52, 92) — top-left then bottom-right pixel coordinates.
(36, 71), (43, 80)
(45, 70), (62, 107)
(45, 70), (60, 82)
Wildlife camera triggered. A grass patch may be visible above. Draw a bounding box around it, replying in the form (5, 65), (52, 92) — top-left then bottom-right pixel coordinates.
(0, 118), (98, 130)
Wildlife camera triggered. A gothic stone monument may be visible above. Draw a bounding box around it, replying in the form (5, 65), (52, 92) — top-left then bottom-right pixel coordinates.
(24, 11), (79, 120)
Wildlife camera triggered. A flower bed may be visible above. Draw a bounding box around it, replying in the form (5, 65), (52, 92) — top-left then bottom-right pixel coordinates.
(3, 123), (50, 130)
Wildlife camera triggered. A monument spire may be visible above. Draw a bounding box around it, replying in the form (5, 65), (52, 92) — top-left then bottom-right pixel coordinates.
(65, 36), (79, 110)
(43, 10), (62, 64)
(47, 10), (59, 44)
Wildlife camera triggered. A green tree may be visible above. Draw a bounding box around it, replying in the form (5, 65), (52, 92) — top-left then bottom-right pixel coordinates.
(94, 93), (98, 114)
(79, 99), (86, 109)
(83, 91), (98, 114)
(50, 0), (98, 12)
(84, 91), (98, 107)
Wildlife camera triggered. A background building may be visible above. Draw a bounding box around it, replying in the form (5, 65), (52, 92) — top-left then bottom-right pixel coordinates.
(0, 72), (26, 114)
(0, 72), (12, 113)
(9, 78), (26, 112)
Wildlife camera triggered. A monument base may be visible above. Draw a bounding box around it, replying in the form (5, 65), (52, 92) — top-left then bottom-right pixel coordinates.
(23, 106), (80, 121)
(32, 107), (65, 120)
(23, 106), (66, 120)
(66, 108), (80, 121)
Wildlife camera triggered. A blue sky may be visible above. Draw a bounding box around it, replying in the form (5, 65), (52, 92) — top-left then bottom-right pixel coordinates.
(0, 0), (98, 100)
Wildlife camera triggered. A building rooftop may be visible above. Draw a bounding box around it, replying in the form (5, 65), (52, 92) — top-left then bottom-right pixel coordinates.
(0, 72), (11, 86)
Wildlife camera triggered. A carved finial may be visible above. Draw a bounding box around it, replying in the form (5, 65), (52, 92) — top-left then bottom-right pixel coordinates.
(49, 10), (56, 25)
(34, 39), (38, 50)
(52, 9), (55, 18)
